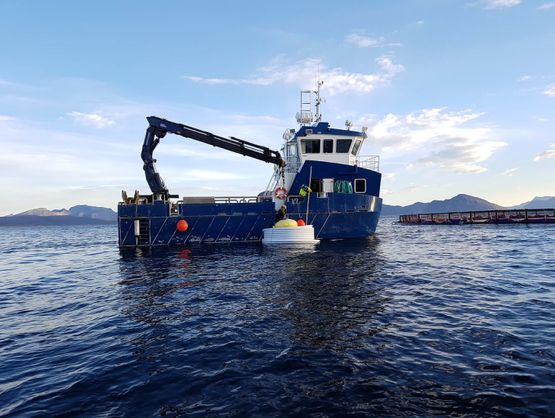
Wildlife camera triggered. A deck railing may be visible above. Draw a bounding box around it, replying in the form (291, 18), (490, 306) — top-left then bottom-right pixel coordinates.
(180, 196), (270, 205)
(356, 155), (380, 171)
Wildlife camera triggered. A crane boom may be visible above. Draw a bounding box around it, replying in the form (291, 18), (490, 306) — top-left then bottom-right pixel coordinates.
(141, 116), (284, 198)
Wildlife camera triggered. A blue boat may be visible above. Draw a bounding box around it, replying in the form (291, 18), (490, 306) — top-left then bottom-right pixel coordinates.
(118, 85), (382, 247)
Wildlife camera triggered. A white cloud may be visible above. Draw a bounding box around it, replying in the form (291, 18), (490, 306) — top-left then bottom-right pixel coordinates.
(346, 34), (384, 48)
(484, 0), (521, 9)
(366, 108), (505, 173)
(0, 78), (298, 214)
(418, 141), (504, 173)
(184, 76), (229, 85)
(69, 111), (116, 128)
(183, 55), (404, 96)
(345, 34), (402, 48)
(543, 85), (555, 96)
(538, 2), (555, 10)
(534, 144), (555, 161)
(517, 75), (532, 82)
(500, 168), (519, 176)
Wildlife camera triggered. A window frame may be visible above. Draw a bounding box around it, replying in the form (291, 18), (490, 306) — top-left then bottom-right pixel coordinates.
(302, 139), (321, 154)
(336, 139), (352, 153)
(354, 178), (367, 193)
(351, 139), (362, 156)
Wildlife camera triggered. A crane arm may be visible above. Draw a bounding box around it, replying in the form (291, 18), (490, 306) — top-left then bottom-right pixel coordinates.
(141, 116), (285, 198)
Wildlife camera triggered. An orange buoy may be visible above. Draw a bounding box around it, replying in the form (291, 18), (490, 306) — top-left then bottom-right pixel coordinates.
(296, 219), (306, 226)
(176, 219), (188, 232)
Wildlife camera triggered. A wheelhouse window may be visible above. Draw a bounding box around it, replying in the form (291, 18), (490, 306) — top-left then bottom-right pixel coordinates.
(323, 139), (334, 153)
(336, 139), (352, 153)
(354, 178), (366, 193)
(351, 139), (362, 156)
(302, 139), (320, 153)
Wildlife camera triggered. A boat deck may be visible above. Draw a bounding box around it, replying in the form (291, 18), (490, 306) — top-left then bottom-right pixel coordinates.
(399, 208), (555, 225)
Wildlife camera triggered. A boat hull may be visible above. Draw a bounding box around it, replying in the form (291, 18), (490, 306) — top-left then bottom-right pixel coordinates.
(118, 194), (381, 247)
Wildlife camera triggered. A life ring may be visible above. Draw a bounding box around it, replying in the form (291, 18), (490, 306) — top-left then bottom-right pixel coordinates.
(275, 186), (287, 200)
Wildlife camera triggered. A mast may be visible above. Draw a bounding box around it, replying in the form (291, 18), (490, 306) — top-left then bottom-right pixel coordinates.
(314, 79), (323, 123)
(295, 79), (324, 126)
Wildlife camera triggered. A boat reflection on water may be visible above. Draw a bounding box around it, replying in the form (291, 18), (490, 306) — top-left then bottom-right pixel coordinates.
(262, 238), (389, 351)
(115, 239), (390, 414)
(117, 238), (388, 353)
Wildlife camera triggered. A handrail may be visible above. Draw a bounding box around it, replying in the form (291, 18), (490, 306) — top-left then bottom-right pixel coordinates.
(356, 155), (379, 171)
(178, 196), (271, 205)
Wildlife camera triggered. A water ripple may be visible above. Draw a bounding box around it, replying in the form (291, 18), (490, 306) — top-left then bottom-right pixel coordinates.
(1, 221), (555, 416)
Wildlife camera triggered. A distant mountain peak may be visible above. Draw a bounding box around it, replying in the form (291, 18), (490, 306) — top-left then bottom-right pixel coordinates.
(382, 193), (555, 216)
(382, 194), (503, 216)
(9, 204), (117, 222)
(69, 205), (116, 221)
(511, 195), (555, 210)
(15, 208), (69, 217)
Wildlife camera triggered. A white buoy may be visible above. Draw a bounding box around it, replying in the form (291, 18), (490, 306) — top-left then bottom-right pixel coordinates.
(262, 225), (319, 244)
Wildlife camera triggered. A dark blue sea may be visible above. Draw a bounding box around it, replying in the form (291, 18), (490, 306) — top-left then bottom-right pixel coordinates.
(1, 219), (554, 417)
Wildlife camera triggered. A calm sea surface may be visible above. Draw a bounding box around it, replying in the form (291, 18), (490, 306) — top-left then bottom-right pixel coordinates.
(1, 219), (554, 417)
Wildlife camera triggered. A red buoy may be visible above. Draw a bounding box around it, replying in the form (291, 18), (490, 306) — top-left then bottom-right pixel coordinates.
(176, 219), (188, 232)
(296, 219), (306, 226)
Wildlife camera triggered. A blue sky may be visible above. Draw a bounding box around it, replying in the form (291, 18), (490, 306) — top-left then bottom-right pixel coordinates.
(1, 0), (554, 215)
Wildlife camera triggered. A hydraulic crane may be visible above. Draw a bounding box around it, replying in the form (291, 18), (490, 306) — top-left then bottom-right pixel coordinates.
(141, 116), (285, 199)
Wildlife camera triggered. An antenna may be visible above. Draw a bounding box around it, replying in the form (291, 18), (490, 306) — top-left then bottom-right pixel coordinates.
(314, 79), (324, 123)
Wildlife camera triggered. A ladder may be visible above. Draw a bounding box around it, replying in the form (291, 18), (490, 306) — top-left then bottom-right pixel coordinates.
(137, 219), (150, 246)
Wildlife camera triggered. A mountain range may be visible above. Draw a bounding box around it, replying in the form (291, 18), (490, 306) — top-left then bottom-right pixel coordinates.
(382, 194), (555, 216)
(0, 205), (117, 226)
(1, 195), (554, 225)
(510, 196), (555, 210)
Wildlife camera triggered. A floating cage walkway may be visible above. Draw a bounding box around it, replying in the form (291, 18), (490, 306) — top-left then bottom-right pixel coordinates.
(399, 209), (555, 225)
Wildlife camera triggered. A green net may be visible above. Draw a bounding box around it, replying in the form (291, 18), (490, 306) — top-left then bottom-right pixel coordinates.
(334, 180), (353, 194)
